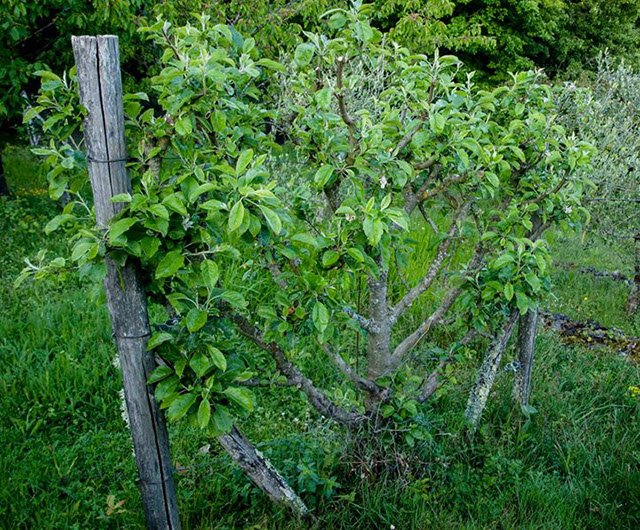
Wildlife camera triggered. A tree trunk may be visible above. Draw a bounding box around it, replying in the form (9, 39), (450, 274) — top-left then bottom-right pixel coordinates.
(626, 233), (640, 315)
(465, 312), (518, 433)
(218, 427), (310, 518)
(0, 154), (10, 197)
(365, 269), (391, 411)
(512, 305), (539, 408)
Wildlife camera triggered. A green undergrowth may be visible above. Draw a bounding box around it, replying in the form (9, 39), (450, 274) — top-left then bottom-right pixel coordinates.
(1, 193), (638, 528)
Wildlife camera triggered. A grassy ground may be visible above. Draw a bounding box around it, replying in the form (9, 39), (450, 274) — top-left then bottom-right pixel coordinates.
(1, 152), (639, 528)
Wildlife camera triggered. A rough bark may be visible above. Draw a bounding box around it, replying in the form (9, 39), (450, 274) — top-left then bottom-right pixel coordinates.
(626, 233), (640, 315)
(218, 426), (310, 518)
(365, 269), (392, 411)
(464, 312), (519, 433)
(225, 309), (366, 427)
(512, 305), (539, 408)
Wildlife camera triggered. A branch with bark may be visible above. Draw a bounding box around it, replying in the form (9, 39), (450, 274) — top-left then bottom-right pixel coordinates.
(317, 341), (388, 401)
(389, 246), (486, 372)
(391, 202), (470, 323)
(221, 306), (366, 427)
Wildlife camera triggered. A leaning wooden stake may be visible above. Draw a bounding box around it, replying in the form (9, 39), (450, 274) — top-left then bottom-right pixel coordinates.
(219, 427), (310, 517)
(465, 312), (519, 433)
(72, 35), (181, 530)
(512, 305), (539, 407)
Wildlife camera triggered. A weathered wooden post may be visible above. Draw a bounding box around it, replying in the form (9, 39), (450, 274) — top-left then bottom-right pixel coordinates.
(71, 35), (181, 529)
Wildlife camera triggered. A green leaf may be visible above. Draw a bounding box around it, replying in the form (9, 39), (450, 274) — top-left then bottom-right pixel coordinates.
(167, 393), (196, 422)
(175, 115), (193, 136)
(211, 111), (226, 133)
(213, 405), (234, 432)
(235, 149), (254, 175)
(155, 250), (184, 279)
(109, 218), (137, 243)
(515, 292), (530, 315)
(223, 387), (254, 412)
(147, 365), (173, 384)
(430, 113), (446, 134)
(220, 290), (247, 309)
(314, 165), (334, 187)
(312, 301), (329, 333)
(256, 58), (286, 73)
(322, 250), (340, 268)
(258, 205), (282, 235)
(186, 308), (207, 332)
(201, 260), (219, 289)
(110, 193), (131, 203)
(44, 214), (75, 234)
(347, 248), (365, 262)
(141, 237), (161, 258)
(147, 332), (173, 350)
(486, 172), (500, 187)
(149, 204), (170, 220)
(228, 201), (245, 232)
(155, 376), (179, 402)
(294, 43), (315, 67)
(504, 283), (514, 301)
(291, 233), (318, 248)
(493, 254), (514, 269)
(189, 350), (211, 377)
(525, 273), (541, 292)
(363, 218), (384, 246)
(208, 346), (227, 371)
(197, 399), (211, 429)
(163, 193), (187, 216)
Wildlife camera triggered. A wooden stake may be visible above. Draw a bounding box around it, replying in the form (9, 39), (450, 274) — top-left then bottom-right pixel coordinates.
(72, 35), (181, 530)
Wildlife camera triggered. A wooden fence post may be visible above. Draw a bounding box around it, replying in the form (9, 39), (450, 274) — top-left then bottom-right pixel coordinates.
(71, 35), (181, 530)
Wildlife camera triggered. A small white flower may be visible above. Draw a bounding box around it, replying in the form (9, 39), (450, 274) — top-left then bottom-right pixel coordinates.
(380, 176), (388, 189)
(346, 214), (356, 222)
(564, 205), (572, 214)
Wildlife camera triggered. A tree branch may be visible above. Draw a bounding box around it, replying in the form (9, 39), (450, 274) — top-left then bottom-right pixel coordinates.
(389, 247), (486, 370)
(341, 305), (380, 333)
(417, 328), (478, 402)
(317, 341), (388, 400)
(222, 307), (365, 427)
(391, 203), (470, 323)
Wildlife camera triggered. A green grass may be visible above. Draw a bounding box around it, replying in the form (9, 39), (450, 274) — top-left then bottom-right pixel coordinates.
(1, 186), (639, 528)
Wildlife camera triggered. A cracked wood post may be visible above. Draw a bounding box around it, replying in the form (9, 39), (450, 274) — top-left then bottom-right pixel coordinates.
(72, 35), (181, 530)
(512, 304), (539, 407)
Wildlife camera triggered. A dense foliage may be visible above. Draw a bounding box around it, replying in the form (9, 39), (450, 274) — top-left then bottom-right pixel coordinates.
(23, 3), (593, 465)
(5, 2), (640, 526)
(4, 0), (640, 133)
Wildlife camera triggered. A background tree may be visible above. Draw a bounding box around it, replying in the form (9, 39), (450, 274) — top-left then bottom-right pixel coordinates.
(559, 54), (640, 314)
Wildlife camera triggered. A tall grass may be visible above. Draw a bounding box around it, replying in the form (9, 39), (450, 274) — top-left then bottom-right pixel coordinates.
(1, 161), (638, 528)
